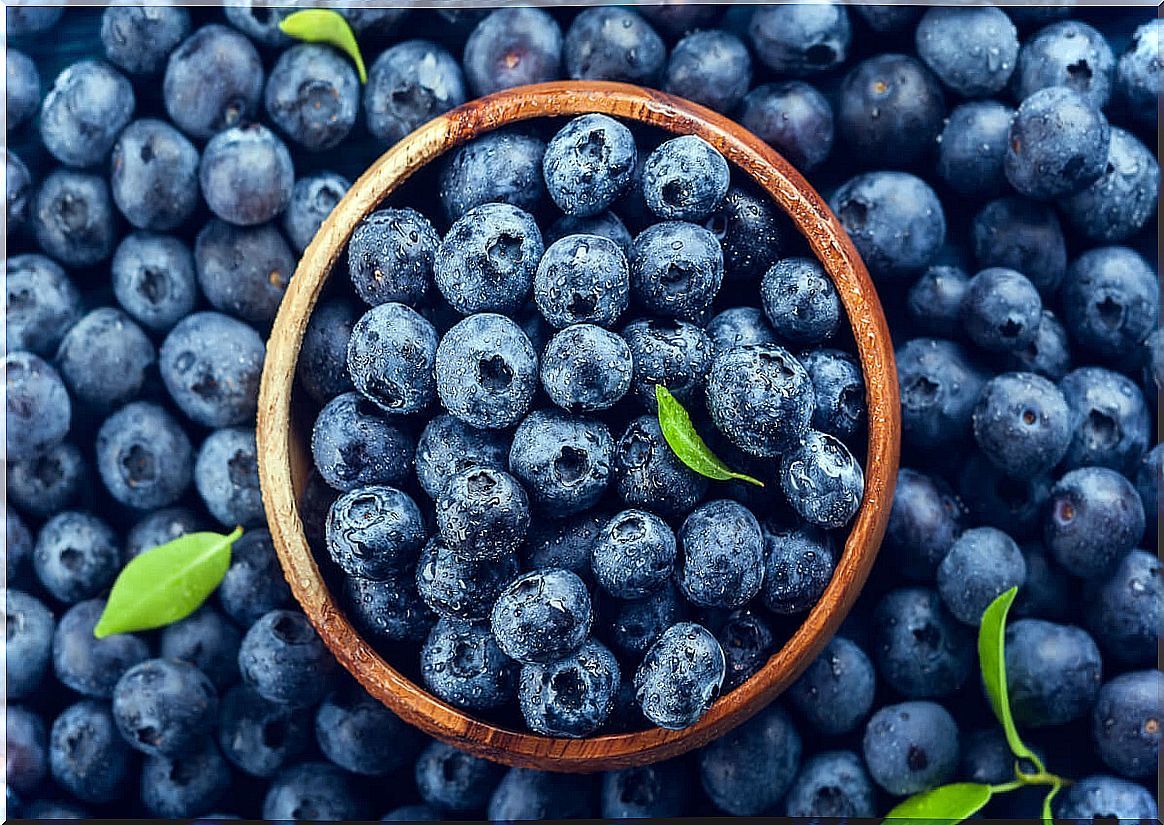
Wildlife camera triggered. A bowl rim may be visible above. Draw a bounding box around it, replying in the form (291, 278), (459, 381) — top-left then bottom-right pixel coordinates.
(257, 80), (900, 773)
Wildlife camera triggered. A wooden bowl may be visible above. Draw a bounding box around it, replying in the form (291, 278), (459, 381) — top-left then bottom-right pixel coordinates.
(257, 81), (900, 773)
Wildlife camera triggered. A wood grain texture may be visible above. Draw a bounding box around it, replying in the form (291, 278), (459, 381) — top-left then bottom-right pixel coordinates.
(257, 81), (901, 773)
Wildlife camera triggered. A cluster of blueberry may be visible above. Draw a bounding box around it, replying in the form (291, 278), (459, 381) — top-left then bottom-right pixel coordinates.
(4, 3), (1160, 822)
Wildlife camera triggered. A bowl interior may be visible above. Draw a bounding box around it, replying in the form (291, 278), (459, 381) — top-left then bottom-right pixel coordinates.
(257, 81), (900, 772)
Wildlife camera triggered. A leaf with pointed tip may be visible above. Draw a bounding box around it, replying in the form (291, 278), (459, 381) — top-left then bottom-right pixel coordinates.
(655, 384), (764, 487)
(279, 9), (367, 83)
(979, 586), (1043, 770)
(885, 783), (994, 825)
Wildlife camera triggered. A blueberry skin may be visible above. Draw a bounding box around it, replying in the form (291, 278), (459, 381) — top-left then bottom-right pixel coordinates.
(32, 169), (118, 267)
(873, 587), (974, 698)
(830, 172), (946, 282)
(972, 372), (1071, 476)
(1004, 310), (1073, 381)
(896, 338), (988, 451)
(163, 25), (264, 141)
(543, 114), (637, 217)
(197, 221), (294, 327)
(488, 768), (595, 820)
(364, 40), (466, 147)
(223, 2), (295, 46)
(194, 427), (264, 528)
(343, 572), (435, 644)
(601, 760), (690, 818)
(962, 267), (1046, 355)
(800, 348), (865, 440)
(127, 507), (207, 561)
(39, 59), (135, 168)
(957, 452), (1051, 540)
(1086, 549), (1160, 668)
(262, 761), (366, 821)
(1066, 128), (1160, 243)
(862, 701), (959, 796)
(160, 311), (265, 428)
(435, 203), (544, 316)
(100, 5), (191, 75)
(638, 3), (721, 36)
(111, 233), (198, 333)
(937, 527), (1027, 626)
(49, 700), (132, 804)
(112, 658), (218, 758)
(55, 307), (156, 411)
(508, 409), (613, 515)
(533, 234), (630, 329)
(283, 172), (350, 254)
(664, 30), (752, 114)
(463, 8), (562, 96)
(699, 703), (801, 814)
(1117, 20), (1162, 127)
(6, 50), (41, 130)
(6, 254), (82, 356)
(415, 740), (504, 814)
(960, 727), (1025, 785)
(1005, 87), (1111, 200)
(315, 684), (422, 776)
(1013, 20), (1115, 108)
(52, 599), (150, 699)
(636, 622), (726, 731)
(421, 617), (517, 711)
(738, 81), (834, 172)
(326, 485), (426, 580)
(545, 211), (632, 253)
(96, 401), (193, 510)
(970, 196), (1066, 296)
(491, 569), (592, 665)
(1142, 329), (1164, 404)
(8, 441), (87, 519)
(382, 804), (442, 821)
(1012, 542), (1074, 623)
(311, 392), (414, 492)
(217, 528), (293, 628)
(541, 323), (633, 413)
(347, 207), (438, 307)
(592, 509), (677, 599)
(642, 136), (730, 222)
(519, 638), (620, 737)
(747, 3), (850, 75)
(837, 54), (944, 168)
(1055, 775), (1159, 821)
(348, 303), (437, 416)
(703, 187), (787, 283)
(297, 298), (356, 404)
(1045, 466), (1145, 579)
(936, 101), (1013, 199)
(761, 257), (841, 347)
(238, 609), (338, 708)
(678, 499), (764, 609)
(523, 512), (606, 579)
(414, 414), (508, 500)
(1092, 670), (1161, 778)
(600, 580), (687, 660)
(23, 800), (90, 819)
(781, 430), (864, 529)
(6, 148), (31, 231)
(1062, 245), (1158, 363)
(1005, 618), (1102, 727)
(141, 737), (231, 818)
(6, 6), (62, 36)
(621, 318), (713, 412)
(6, 590), (55, 700)
(788, 636), (875, 737)
(33, 512), (120, 605)
(761, 522), (835, 614)
(264, 44), (358, 152)
(707, 344), (814, 457)
(217, 683), (310, 778)
(436, 466), (529, 560)
(110, 118), (200, 231)
(7, 705), (48, 797)
(1058, 366), (1150, 474)
(159, 605), (240, 690)
(915, 7), (1018, 97)
(706, 306), (777, 358)
(439, 129), (546, 222)
(712, 608), (776, 690)
(199, 124), (294, 227)
(784, 750), (877, 818)
(563, 7), (666, 84)
(6, 511), (33, 585)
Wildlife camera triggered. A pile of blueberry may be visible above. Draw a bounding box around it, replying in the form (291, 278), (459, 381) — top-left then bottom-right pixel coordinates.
(5, 3), (1160, 821)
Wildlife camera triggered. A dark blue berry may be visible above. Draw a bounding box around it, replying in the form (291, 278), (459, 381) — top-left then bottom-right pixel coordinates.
(327, 485), (426, 580)
(283, 171), (349, 254)
(788, 636), (875, 736)
(32, 170), (118, 267)
(563, 8), (665, 84)
(217, 528), (292, 628)
(707, 344), (814, 457)
(415, 740), (503, 814)
(52, 599), (150, 699)
(533, 234), (630, 329)
(862, 701), (959, 795)
(112, 658), (218, 759)
(1055, 774), (1158, 821)
(33, 512), (119, 605)
(837, 54), (944, 168)
(140, 738), (230, 817)
(1005, 310), (1073, 380)
(463, 8), (562, 96)
(523, 512), (605, 579)
(761, 257), (841, 347)
(703, 187), (787, 283)
(601, 760), (689, 818)
(348, 302), (437, 416)
(39, 59), (135, 168)
(971, 196), (1066, 296)
(194, 219), (293, 326)
(194, 427), (263, 528)
(1086, 549), (1160, 668)
(663, 30), (752, 114)
(238, 609), (338, 708)
(1058, 366), (1150, 474)
(265, 45), (358, 152)
(261, 761), (366, 821)
(435, 203), (543, 315)
(159, 606), (240, 690)
(6, 254), (82, 356)
(635, 622), (725, 730)
(297, 298), (356, 404)
(199, 124), (294, 227)
(8, 441), (86, 519)
(1005, 618), (1102, 726)
(416, 536), (517, 620)
(800, 348), (865, 439)
(1061, 128), (1159, 244)
(761, 521), (835, 614)
(915, 7), (1018, 97)
(6, 50), (41, 129)
(1013, 20), (1115, 108)
(936, 101), (1013, 198)
(491, 568), (592, 664)
(421, 617), (517, 710)
(439, 129), (546, 222)
(706, 306), (775, 359)
(629, 221), (724, 321)
(347, 207), (438, 307)
(748, 4), (850, 76)
(509, 409), (613, 515)
(699, 703), (801, 814)
(1013, 541), (1074, 622)
(6, 149), (29, 231)
(6, 705), (47, 798)
(100, 5), (190, 75)
(311, 392), (414, 491)
(518, 638), (620, 737)
(1091, 669), (1161, 778)
(937, 526), (1027, 625)
(873, 587), (974, 698)
(600, 580), (687, 660)
(543, 114), (636, 218)
(972, 371), (1071, 476)
(96, 401), (193, 510)
(783, 750), (876, 818)
(414, 414), (508, 500)
(1045, 466), (1145, 579)
(621, 318), (713, 412)
(738, 81), (834, 172)
(781, 430), (864, 529)
(159, 311), (265, 428)
(436, 466), (529, 560)
(344, 568), (435, 645)
(163, 25), (264, 141)
(642, 136), (729, 222)
(896, 338), (988, 451)
(315, 684), (422, 776)
(111, 233), (197, 333)
(1061, 245), (1158, 363)
(712, 608), (776, 690)
(55, 307), (155, 411)
(679, 499), (764, 609)
(541, 323), (632, 413)
(6, 590), (54, 700)
(1117, 20), (1161, 127)
(110, 118), (199, 231)
(364, 40), (465, 147)
(49, 700), (132, 803)
(217, 683), (310, 778)
(544, 211), (632, 252)
(592, 509), (676, 599)
(1005, 86), (1110, 200)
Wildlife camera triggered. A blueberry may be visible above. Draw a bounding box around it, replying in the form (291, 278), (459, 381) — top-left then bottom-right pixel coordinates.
(194, 220), (293, 326)
(296, 298), (356, 405)
(703, 187), (787, 283)
(1014, 20), (1115, 108)
(283, 172), (350, 254)
(541, 114), (636, 218)
(1005, 86), (1110, 200)
(415, 740), (503, 814)
(110, 118), (200, 232)
(382, 804), (441, 821)
(56, 308), (156, 411)
(519, 638), (620, 737)
(413, 415), (506, 501)
(707, 344), (814, 457)
(421, 617), (517, 710)
(194, 427), (263, 528)
(223, 2), (294, 46)
(96, 401), (193, 510)
(347, 207), (438, 308)
(1055, 774), (1159, 821)
(837, 54), (944, 168)
(862, 701), (959, 795)
(601, 760), (690, 818)
(112, 658), (218, 758)
(491, 568), (592, 664)
(435, 203), (543, 316)
(140, 737), (230, 818)
(760, 521), (835, 614)
(1086, 549), (1160, 668)
(49, 700), (132, 803)
(896, 338), (988, 451)
(541, 323), (632, 413)
(972, 200), (1066, 297)
(1062, 245), (1158, 363)
(217, 683), (310, 778)
(344, 568), (435, 644)
(8, 441), (87, 519)
(699, 703), (801, 814)
(747, 3), (850, 75)
(159, 605), (240, 690)
(33, 512), (119, 605)
(264, 44), (358, 152)
(463, 8), (562, 96)
(641, 136), (730, 223)
(199, 124), (294, 227)
(111, 233), (198, 333)
(544, 211), (632, 253)
(6, 511), (33, 584)
(1045, 466), (1145, 579)
(830, 172), (946, 281)
(315, 683), (422, 776)
(1005, 618), (1102, 727)
(163, 24), (263, 140)
(217, 528), (292, 628)
(800, 348), (865, 440)
(563, 8), (666, 84)
(24, 799), (90, 819)
(1013, 541), (1075, 622)
(439, 129), (546, 222)
(52, 599), (150, 698)
(364, 40), (466, 147)
(523, 512), (606, 579)
(664, 30), (752, 114)
(712, 608), (776, 690)
(327, 485), (426, 580)
(1005, 310), (1073, 381)
(1058, 366), (1150, 474)
(7, 706), (48, 797)
(637, 3), (722, 37)
(6, 50), (41, 130)
(599, 580), (687, 660)
(781, 431), (864, 529)
(592, 509), (676, 599)
(6, 254), (82, 356)
(160, 311), (265, 428)
(761, 257), (841, 347)
(533, 234), (630, 330)
(6, 590), (55, 700)
(7, 148), (31, 230)
(873, 587), (974, 698)
(238, 609), (338, 708)
(347, 303), (437, 417)
(677, 499), (764, 608)
(262, 761), (366, 821)
(706, 306), (776, 358)
(960, 727), (1026, 785)
(1142, 329), (1164, 403)
(1117, 19), (1162, 127)
(436, 466), (529, 560)
(972, 372), (1071, 476)
(488, 768), (595, 820)
(39, 59), (135, 168)
(32, 169), (118, 266)
(621, 318), (713, 412)
(509, 409), (613, 515)
(738, 81), (834, 172)
(937, 527), (1027, 625)
(784, 750), (877, 818)
(957, 452), (1051, 540)
(311, 392), (414, 491)
(1091, 670), (1161, 778)
(788, 636), (875, 736)
(915, 8), (1018, 97)
(936, 101), (1014, 198)
(5, 6), (62, 36)
(1068, 127), (1160, 243)
(100, 5), (190, 75)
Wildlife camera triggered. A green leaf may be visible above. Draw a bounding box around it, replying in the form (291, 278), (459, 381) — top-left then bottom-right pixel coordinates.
(978, 586), (1044, 771)
(655, 384), (764, 487)
(94, 527), (243, 639)
(279, 9), (367, 83)
(885, 783), (994, 825)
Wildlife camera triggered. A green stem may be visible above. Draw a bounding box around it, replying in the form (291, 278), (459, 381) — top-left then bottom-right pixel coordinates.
(1015, 768), (1065, 787)
(988, 780), (1025, 794)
